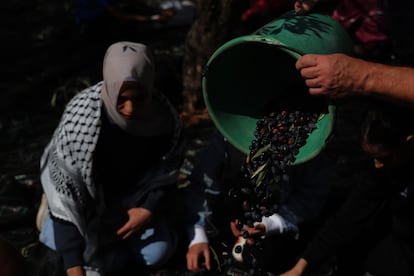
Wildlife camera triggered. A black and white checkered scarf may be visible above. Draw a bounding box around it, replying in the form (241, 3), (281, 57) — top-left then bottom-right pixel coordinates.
(40, 81), (184, 272)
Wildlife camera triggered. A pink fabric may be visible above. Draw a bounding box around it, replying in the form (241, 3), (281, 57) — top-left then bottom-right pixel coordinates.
(241, 0), (292, 22)
(332, 0), (390, 45)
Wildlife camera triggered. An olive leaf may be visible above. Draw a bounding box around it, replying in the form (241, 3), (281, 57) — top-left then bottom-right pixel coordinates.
(255, 170), (267, 188)
(50, 93), (57, 108)
(317, 113), (325, 122)
(209, 245), (222, 273)
(251, 161), (268, 179)
(251, 143), (271, 160)
(177, 180), (191, 189)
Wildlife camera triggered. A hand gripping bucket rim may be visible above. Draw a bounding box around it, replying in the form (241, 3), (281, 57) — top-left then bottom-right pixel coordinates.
(202, 11), (353, 165)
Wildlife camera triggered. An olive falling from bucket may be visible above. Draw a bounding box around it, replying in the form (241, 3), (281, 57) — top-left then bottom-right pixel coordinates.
(202, 11), (354, 165)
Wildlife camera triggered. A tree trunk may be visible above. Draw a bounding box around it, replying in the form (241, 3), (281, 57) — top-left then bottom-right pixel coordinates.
(181, 0), (246, 117)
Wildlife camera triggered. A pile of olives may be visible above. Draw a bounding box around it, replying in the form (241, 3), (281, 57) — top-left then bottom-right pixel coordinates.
(235, 109), (320, 230)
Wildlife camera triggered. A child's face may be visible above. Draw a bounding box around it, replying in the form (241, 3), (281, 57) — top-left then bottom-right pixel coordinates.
(362, 142), (399, 169)
(361, 139), (413, 170)
(116, 81), (150, 120)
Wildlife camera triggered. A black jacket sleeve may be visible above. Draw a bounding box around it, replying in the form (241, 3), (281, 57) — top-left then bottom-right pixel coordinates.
(53, 217), (85, 270)
(300, 171), (389, 268)
(140, 188), (165, 212)
(278, 152), (334, 230)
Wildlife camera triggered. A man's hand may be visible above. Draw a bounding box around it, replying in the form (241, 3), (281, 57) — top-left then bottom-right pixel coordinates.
(296, 53), (368, 98)
(186, 242), (211, 272)
(116, 207), (152, 239)
(294, 0), (319, 14)
(279, 258), (308, 276)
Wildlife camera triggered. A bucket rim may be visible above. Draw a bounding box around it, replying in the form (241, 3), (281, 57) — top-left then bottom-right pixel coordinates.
(206, 35), (304, 67)
(202, 35), (336, 165)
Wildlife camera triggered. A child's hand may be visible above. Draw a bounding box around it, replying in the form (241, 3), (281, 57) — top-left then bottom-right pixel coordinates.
(230, 219), (265, 243)
(186, 242), (211, 272)
(116, 207), (152, 239)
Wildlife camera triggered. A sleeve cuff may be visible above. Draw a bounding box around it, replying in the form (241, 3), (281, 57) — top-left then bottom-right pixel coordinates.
(261, 213), (286, 236)
(61, 249), (84, 270)
(188, 225), (208, 248)
(140, 189), (164, 212)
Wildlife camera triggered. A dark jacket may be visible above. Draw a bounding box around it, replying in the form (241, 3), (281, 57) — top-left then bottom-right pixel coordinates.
(301, 167), (414, 274)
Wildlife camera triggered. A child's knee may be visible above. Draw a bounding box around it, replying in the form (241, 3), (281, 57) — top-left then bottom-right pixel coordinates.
(140, 241), (174, 266)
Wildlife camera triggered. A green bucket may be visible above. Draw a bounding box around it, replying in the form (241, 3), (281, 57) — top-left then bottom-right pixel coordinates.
(202, 11), (353, 165)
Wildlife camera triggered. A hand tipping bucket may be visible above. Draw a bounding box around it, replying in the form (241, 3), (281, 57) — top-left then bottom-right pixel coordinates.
(202, 11), (353, 165)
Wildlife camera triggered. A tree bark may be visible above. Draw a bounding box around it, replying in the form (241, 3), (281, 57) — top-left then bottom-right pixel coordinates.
(181, 0), (247, 116)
